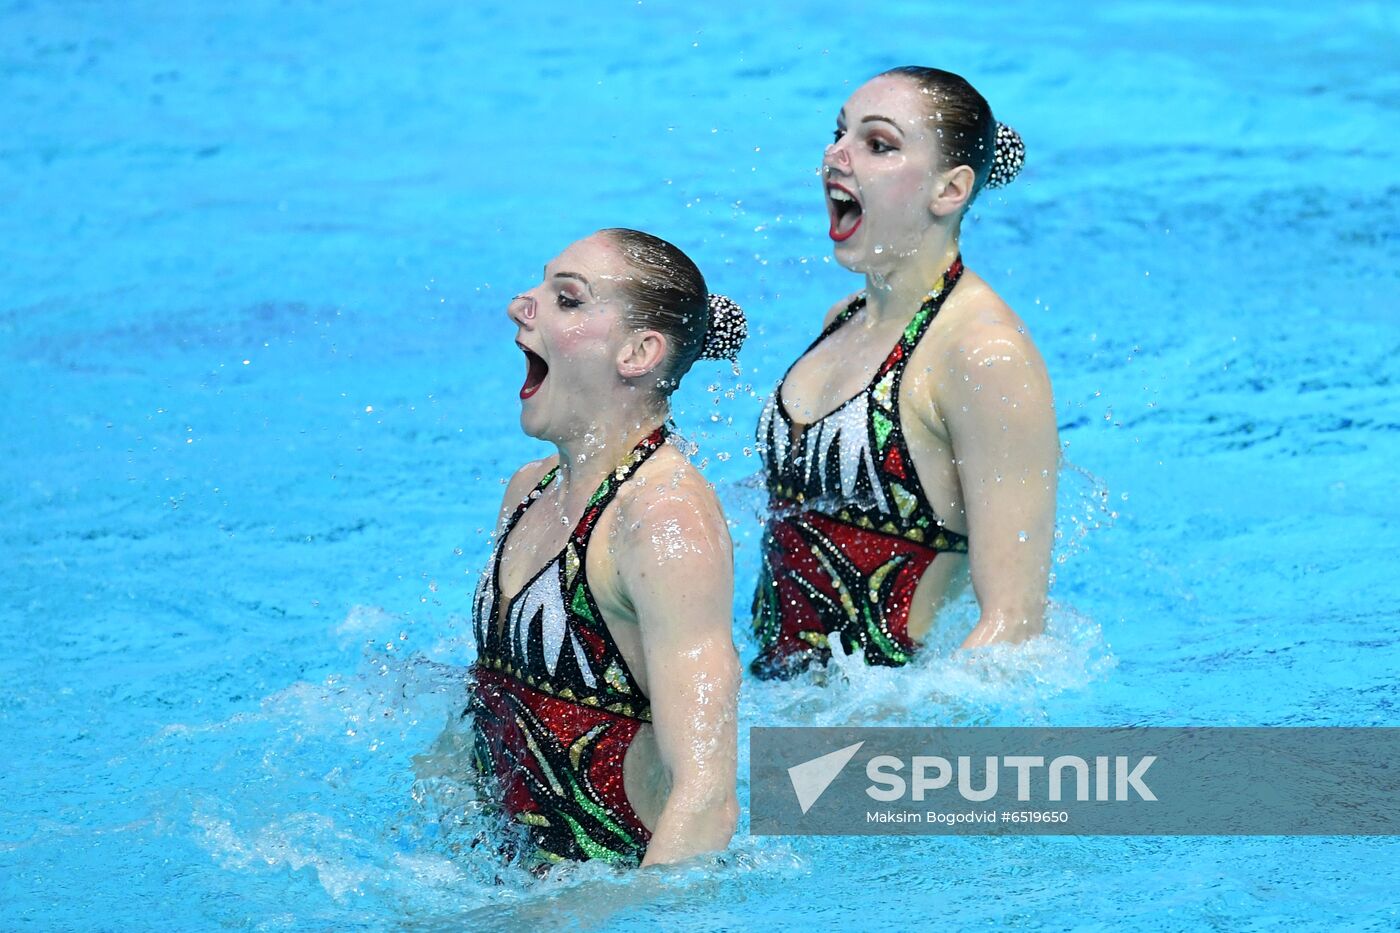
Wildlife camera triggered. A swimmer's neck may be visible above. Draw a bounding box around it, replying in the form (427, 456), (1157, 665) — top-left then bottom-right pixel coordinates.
(861, 234), (960, 324)
(549, 405), (669, 499)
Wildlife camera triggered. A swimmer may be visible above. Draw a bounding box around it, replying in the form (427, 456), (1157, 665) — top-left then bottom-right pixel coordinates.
(751, 67), (1057, 679)
(467, 229), (747, 867)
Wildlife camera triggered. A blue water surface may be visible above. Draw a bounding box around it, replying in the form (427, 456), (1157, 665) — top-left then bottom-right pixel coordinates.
(3, 0), (1398, 929)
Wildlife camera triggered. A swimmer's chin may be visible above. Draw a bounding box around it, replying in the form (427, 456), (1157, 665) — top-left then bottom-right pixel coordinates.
(830, 245), (880, 275)
(517, 413), (553, 442)
(516, 411), (577, 447)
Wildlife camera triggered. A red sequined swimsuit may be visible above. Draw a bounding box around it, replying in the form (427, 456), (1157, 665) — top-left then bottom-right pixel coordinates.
(751, 259), (969, 679)
(468, 427), (667, 865)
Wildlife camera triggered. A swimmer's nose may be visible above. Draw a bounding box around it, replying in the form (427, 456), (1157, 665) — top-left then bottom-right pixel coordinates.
(823, 139), (851, 174)
(507, 293), (537, 327)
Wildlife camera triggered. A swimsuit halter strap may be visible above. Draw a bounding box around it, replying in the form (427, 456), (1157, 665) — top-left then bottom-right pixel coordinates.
(498, 424), (672, 548)
(498, 464), (562, 541)
(901, 255), (964, 348)
(795, 255), (966, 367)
(570, 423), (671, 549)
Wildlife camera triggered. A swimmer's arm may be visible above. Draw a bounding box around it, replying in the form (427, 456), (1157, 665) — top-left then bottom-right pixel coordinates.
(617, 482), (740, 867)
(936, 322), (1059, 648)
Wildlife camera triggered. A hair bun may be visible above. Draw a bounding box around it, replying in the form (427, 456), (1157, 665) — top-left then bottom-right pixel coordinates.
(700, 294), (747, 361)
(986, 121), (1025, 189)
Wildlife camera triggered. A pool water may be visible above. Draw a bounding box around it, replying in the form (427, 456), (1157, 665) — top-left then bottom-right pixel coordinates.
(3, 1), (1398, 929)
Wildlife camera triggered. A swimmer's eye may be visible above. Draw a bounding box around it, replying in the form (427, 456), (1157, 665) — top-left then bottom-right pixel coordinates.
(557, 293), (583, 309)
(832, 127), (846, 144)
(868, 138), (895, 153)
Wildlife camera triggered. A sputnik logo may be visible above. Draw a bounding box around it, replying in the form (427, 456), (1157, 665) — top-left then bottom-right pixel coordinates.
(787, 741), (865, 814)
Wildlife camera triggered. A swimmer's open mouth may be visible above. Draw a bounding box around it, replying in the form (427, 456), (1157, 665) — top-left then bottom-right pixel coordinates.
(519, 342), (548, 399)
(827, 182), (862, 242)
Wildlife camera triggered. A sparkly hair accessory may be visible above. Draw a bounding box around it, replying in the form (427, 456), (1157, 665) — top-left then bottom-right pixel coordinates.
(700, 294), (747, 361)
(986, 121), (1026, 189)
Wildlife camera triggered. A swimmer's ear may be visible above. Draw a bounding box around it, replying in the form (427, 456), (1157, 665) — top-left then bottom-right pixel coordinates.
(931, 164), (976, 218)
(616, 330), (669, 380)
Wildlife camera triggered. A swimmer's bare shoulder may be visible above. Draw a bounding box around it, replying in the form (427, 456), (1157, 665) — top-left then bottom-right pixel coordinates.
(589, 443), (730, 632)
(612, 445), (730, 556)
(941, 273), (1050, 389)
(911, 272), (1051, 419)
(492, 455), (559, 533)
